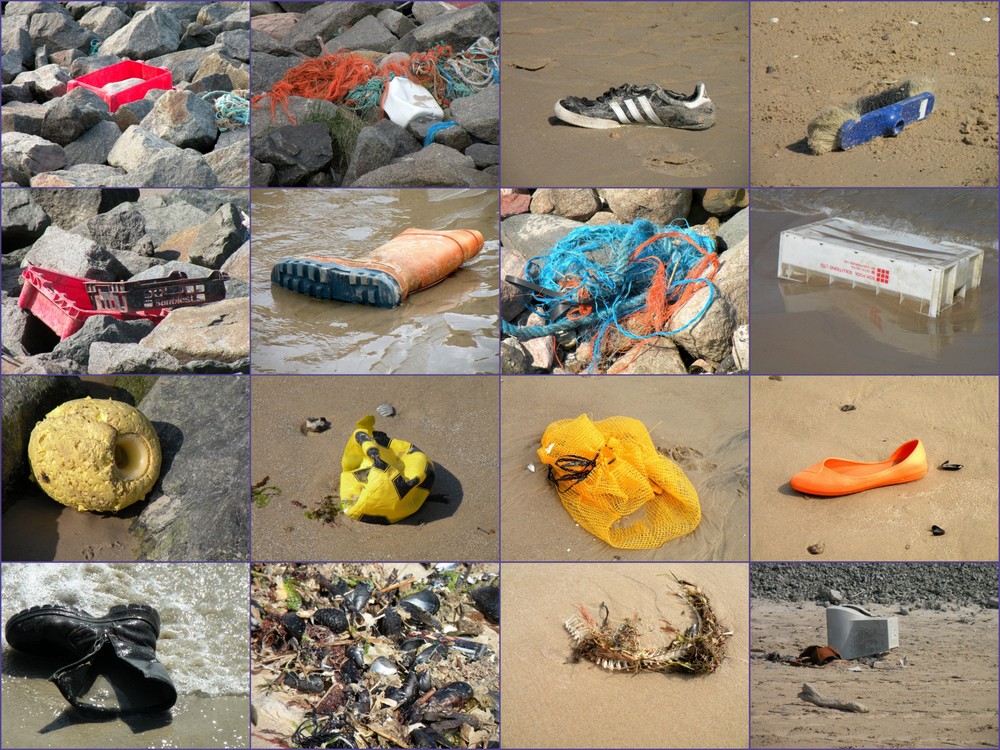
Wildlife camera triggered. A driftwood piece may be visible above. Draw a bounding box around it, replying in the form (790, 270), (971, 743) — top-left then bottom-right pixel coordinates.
(798, 682), (869, 713)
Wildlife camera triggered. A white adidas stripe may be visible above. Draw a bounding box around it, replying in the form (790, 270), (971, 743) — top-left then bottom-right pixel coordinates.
(609, 97), (664, 125)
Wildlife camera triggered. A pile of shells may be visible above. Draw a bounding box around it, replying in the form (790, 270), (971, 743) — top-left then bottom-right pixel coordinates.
(251, 563), (499, 748)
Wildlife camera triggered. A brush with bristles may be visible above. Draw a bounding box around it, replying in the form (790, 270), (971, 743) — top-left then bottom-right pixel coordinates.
(807, 77), (935, 154)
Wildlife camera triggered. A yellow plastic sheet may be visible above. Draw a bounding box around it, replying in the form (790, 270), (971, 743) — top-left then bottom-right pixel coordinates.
(340, 416), (434, 523)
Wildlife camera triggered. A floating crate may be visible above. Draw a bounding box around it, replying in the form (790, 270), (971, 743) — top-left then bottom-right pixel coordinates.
(778, 217), (984, 318)
(17, 266), (227, 340)
(67, 60), (171, 113)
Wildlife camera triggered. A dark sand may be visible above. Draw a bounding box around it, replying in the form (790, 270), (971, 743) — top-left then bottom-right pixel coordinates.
(501, 376), (748, 561)
(501, 2), (749, 187)
(501, 562), (749, 748)
(750, 1), (999, 187)
(250, 375), (499, 561)
(751, 601), (999, 748)
(750, 376), (999, 561)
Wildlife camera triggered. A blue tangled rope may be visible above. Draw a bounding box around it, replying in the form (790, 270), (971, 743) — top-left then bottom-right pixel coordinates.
(89, 39), (101, 56)
(501, 219), (719, 371)
(201, 90), (249, 130)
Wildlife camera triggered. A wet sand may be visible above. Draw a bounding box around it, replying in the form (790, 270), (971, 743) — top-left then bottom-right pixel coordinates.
(501, 376), (748, 561)
(750, 1), (999, 187)
(500, 2), (749, 187)
(750, 376), (999, 561)
(501, 562), (749, 748)
(0, 687), (248, 750)
(250, 189), (499, 375)
(750, 189), (999, 375)
(250, 375), (499, 561)
(751, 600), (999, 748)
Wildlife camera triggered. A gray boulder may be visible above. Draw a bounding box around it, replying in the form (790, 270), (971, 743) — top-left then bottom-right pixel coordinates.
(530, 189), (601, 221)
(188, 203), (246, 268)
(30, 187), (138, 229)
(350, 160), (496, 187)
(499, 214), (583, 258)
(500, 246), (530, 322)
(204, 139), (249, 187)
(63, 120), (121, 167)
(500, 337), (531, 374)
(2, 101), (49, 137)
(68, 54), (124, 77)
(128, 260), (215, 282)
(113, 98), (155, 131)
(601, 188), (693, 225)
(2, 375), (86, 493)
(249, 51), (298, 92)
(139, 89), (218, 152)
(25, 224), (130, 281)
(146, 47), (215, 85)
(28, 11), (97, 54)
(29, 163), (127, 187)
(2, 50), (24, 85)
(138, 298), (249, 363)
(121, 198), (208, 247)
(465, 143), (499, 168)
(100, 7), (184, 59)
(192, 51), (248, 90)
(220, 241), (249, 282)
(2, 191), (51, 249)
(217, 29), (250, 63)
(131, 375), (249, 561)
(78, 6), (131, 38)
(377, 8), (414, 37)
(2, 132), (67, 176)
(250, 157), (275, 186)
(51, 315), (156, 367)
(331, 14), (397, 52)
(113, 148), (220, 187)
(717, 206), (749, 251)
(107, 125), (181, 172)
(399, 142), (476, 171)
(449, 84), (499, 143)
(257, 123), (334, 185)
(12, 64), (72, 100)
(283, 1), (391, 56)
(87, 342), (182, 374)
(2, 26), (33, 68)
(410, 4), (497, 51)
(343, 118), (421, 185)
(40, 86), (112, 146)
(82, 208), (146, 254)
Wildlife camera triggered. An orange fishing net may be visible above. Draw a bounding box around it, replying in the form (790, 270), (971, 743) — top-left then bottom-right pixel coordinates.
(251, 45), (453, 124)
(538, 415), (701, 550)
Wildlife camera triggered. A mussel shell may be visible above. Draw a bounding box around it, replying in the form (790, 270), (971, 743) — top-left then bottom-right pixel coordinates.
(417, 669), (432, 693)
(344, 582), (372, 614)
(346, 644), (365, 669)
(282, 612), (306, 640)
(378, 605), (404, 636)
(399, 589), (440, 616)
(369, 656), (398, 675)
(413, 641), (448, 665)
(423, 681), (473, 712)
(468, 586), (500, 624)
(384, 669), (419, 707)
(313, 608), (349, 633)
(282, 672), (325, 693)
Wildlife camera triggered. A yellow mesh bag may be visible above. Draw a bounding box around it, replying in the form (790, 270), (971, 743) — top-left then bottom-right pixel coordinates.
(538, 414), (701, 549)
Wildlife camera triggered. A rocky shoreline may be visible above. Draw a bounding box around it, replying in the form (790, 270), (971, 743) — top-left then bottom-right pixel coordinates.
(2, 1), (249, 188)
(752, 562), (999, 609)
(250, 1), (498, 187)
(2, 188), (250, 375)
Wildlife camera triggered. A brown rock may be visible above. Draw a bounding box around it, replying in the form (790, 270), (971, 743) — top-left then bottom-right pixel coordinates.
(701, 188), (748, 215)
(140, 298), (249, 363)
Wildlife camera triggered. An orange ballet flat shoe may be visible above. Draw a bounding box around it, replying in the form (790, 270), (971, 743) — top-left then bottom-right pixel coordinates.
(790, 439), (928, 497)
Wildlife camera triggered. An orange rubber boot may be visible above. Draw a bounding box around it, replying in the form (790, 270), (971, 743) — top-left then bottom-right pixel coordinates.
(271, 228), (485, 308)
(789, 439), (928, 497)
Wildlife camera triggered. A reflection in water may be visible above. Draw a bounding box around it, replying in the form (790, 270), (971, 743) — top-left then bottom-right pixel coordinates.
(751, 189), (998, 374)
(251, 189), (499, 374)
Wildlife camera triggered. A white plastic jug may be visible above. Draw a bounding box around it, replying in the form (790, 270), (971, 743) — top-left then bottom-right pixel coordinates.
(383, 77), (443, 129)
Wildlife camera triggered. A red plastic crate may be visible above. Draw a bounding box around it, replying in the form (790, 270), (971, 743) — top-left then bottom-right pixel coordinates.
(17, 266), (203, 340)
(85, 271), (228, 313)
(67, 60), (172, 113)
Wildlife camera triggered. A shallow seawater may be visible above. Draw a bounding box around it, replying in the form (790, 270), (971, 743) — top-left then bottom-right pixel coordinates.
(751, 188), (999, 374)
(1, 563), (248, 748)
(251, 189), (499, 374)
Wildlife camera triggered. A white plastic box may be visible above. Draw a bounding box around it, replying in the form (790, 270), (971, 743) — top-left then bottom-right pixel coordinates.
(778, 217), (984, 318)
(826, 605), (899, 660)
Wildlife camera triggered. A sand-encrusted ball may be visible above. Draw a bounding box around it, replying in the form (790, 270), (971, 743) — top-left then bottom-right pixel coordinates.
(28, 397), (161, 513)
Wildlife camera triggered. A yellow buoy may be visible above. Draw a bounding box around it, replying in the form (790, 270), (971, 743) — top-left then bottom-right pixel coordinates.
(28, 397), (162, 512)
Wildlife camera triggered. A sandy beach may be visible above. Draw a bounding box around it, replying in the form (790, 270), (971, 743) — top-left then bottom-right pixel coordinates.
(751, 600), (998, 748)
(501, 376), (748, 561)
(250, 375), (499, 561)
(500, 2), (749, 187)
(750, 1), (999, 187)
(501, 562), (749, 748)
(750, 376), (999, 561)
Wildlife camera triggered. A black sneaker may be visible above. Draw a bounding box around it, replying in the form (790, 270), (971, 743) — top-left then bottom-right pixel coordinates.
(554, 83), (715, 130)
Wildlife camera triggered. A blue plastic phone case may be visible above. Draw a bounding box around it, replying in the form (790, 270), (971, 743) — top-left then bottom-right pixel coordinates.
(838, 92), (935, 150)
